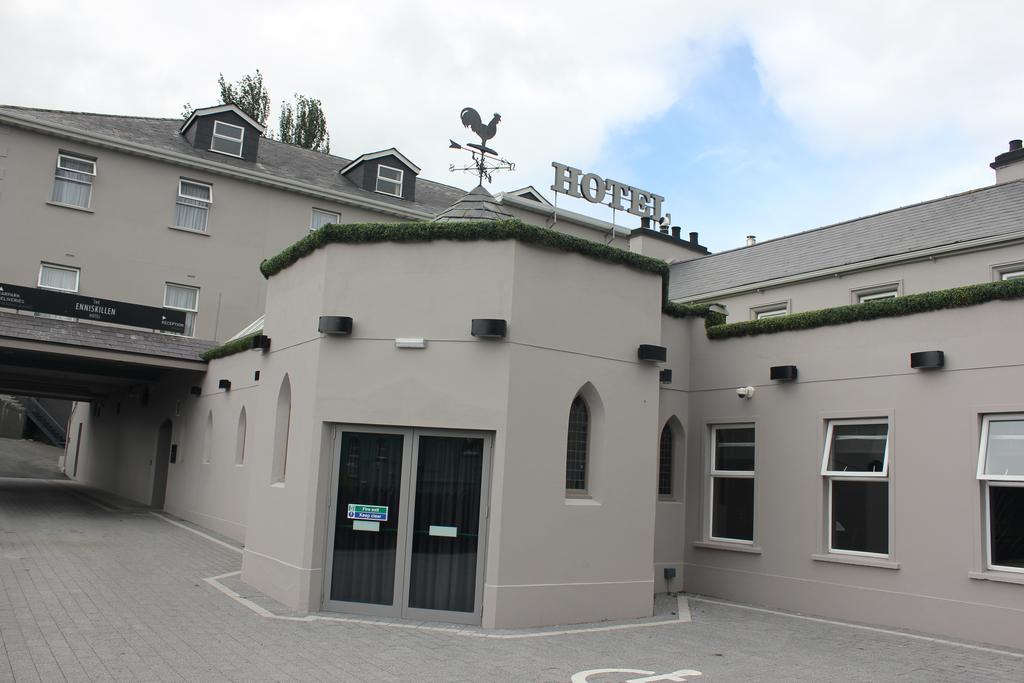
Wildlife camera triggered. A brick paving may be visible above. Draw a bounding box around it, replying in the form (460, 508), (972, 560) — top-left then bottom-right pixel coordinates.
(1, 476), (1023, 682)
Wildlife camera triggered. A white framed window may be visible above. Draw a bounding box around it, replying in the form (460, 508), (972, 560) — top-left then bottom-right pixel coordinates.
(821, 419), (890, 557)
(752, 303), (788, 320)
(856, 287), (899, 303)
(375, 165), (404, 197)
(164, 283), (199, 337)
(709, 424), (755, 543)
(38, 263), (80, 292)
(310, 208), (339, 231)
(51, 153), (96, 208)
(210, 120), (245, 157)
(174, 179), (213, 232)
(37, 262), (80, 321)
(977, 414), (1024, 573)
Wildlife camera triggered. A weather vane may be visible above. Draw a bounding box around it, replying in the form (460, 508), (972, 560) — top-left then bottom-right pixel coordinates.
(449, 107), (515, 185)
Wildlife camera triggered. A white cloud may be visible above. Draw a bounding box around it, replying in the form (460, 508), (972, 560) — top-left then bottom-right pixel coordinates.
(1, 0), (1021, 231)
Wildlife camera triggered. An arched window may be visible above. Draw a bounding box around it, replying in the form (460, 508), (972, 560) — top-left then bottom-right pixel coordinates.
(272, 375), (291, 483)
(659, 423), (673, 497)
(566, 396), (589, 492)
(235, 407), (247, 465)
(202, 411), (213, 464)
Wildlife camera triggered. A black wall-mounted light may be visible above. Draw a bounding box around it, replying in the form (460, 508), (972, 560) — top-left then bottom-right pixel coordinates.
(189, 386), (202, 396)
(659, 368), (673, 384)
(637, 344), (667, 363)
(910, 350), (944, 370)
(251, 334), (271, 351)
(770, 365), (798, 381)
(218, 379), (232, 390)
(471, 318), (507, 339)
(318, 316), (353, 335)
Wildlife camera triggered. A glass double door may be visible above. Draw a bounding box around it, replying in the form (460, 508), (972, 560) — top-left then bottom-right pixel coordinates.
(324, 426), (490, 624)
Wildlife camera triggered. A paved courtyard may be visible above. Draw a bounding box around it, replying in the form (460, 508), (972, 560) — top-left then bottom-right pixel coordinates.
(1, 477), (1023, 682)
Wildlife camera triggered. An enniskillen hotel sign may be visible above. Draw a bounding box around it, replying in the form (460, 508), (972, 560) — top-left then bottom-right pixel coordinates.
(551, 162), (665, 221)
(0, 283), (186, 333)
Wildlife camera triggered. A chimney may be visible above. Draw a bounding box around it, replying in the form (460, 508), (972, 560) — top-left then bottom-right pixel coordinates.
(991, 139), (1024, 184)
(689, 231), (699, 246)
(640, 216), (651, 230)
(746, 235), (757, 247)
(671, 226), (681, 239)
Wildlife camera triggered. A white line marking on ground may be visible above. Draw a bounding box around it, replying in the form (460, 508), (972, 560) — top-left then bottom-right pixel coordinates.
(676, 595), (691, 622)
(149, 512), (243, 554)
(688, 596), (1024, 659)
(201, 571), (690, 639)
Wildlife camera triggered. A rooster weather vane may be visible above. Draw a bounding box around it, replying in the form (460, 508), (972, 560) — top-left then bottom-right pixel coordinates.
(449, 107), (515, 185)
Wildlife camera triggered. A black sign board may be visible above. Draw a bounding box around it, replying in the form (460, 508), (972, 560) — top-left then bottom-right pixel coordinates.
(0, 283), (187, 333)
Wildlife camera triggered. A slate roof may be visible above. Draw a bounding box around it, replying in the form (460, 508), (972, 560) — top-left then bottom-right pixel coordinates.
(0, 311), (214, 362)
(669, 179), (1024, 300)
(433, 185), (514, 222)
(0, 105), (467, 217)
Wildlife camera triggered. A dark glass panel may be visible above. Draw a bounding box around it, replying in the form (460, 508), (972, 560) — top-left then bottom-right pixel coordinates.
(566, 397), (589, 490)
(330, 432), (404, 605)
(715, 427), (754, 471)
(831, 480), (888, 554)
(408, 436), (484, 613)
(990, 486), (1024, 569)
(828, 423), (888, 473)
(659, 425), (673, 497)
(712, 477), (754, 541)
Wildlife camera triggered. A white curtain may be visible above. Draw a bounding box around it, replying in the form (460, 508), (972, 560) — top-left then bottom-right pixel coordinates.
(39, 265), (78, 291)
(310, 209), (338, 230)
(174, 182), (211, 231)
(52, 168), (92, 207)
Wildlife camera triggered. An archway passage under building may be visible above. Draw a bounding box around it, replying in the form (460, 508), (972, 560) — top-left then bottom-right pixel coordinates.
(0, 310), (211, 487)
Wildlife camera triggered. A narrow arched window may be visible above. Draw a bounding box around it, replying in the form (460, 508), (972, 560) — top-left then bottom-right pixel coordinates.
(202, 411), (213, 464)
(272, 376), (291, 483)
(235, 407), (247, 465)
(659, 424), (673, 497)
(566, 396), (589, 492)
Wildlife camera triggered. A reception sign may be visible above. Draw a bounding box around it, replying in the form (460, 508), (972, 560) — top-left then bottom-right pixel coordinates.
(0, 283), (186, 333)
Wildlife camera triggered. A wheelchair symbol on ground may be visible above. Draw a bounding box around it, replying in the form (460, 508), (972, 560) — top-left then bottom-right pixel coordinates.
(571, 668), (703, 682)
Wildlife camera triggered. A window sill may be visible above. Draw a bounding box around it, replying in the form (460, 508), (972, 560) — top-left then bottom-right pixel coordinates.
(565, 497), (600, 506)
(657, 498), (682, 505)
(270, 482), (285, 489)
(168, 225), (210, 236)
(968, 570), (1024, 586)
(693, 541), (762, 554)
(811, 553), (900, 570)
(46, 201), (93, 213)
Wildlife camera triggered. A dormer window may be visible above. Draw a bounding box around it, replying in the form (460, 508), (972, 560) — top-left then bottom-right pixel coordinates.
(211, 121), (245, 157)
(376, 165), (404, 197)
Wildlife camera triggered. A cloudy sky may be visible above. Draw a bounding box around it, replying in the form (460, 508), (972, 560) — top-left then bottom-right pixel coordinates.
(2, 1), (1021, 252)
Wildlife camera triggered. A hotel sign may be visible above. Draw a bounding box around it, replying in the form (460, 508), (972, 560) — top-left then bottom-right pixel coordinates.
(551, 162), (665, 222)
(0, 283), (186, 333)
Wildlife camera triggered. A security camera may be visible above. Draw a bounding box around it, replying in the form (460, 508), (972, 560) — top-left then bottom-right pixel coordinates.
(736, 386), (755, 399)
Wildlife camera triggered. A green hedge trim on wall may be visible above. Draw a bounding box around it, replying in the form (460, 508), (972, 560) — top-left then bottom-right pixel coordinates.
(259, 219), (671, 281)
(663, 302), (728, 327)
(200, 219), (678, 362)
(200, 333), (261, 361)
(705, 277), (1024, 340)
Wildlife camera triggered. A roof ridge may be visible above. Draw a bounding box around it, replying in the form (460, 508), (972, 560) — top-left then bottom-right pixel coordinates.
(687, 178), (1024, 262)
(0, 104), (180, 123)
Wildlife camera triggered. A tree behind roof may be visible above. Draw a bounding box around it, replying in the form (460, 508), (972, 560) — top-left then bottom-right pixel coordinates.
(217, 70), (271, 127)
(279, 95), (331, 153)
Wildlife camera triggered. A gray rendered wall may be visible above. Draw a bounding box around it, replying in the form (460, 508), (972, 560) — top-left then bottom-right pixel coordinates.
(678, 300), (1024, 650)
